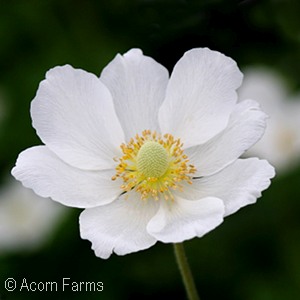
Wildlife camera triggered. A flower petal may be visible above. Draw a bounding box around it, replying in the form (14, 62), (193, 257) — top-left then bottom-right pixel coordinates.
(11, 146), (120, 208)
(185, 99), (267, 176)
(31, 65), (124, 170)
(79, 193), (159, 259)
(181, 158), (275, 217)
(100, 49), (169, 140)
(147, 196), (224, 243)
(159, 48), (243, 148)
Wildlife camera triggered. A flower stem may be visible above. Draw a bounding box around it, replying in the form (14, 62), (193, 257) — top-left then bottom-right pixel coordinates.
(173, 243), (200, 300)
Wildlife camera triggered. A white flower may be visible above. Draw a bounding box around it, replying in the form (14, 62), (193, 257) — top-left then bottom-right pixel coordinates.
(238, 68), (300, 173)
(0, 180), (66, 253)
(12, 48), (275, 259)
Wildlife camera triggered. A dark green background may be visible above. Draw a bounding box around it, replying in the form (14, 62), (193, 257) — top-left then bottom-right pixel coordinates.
(1, 0), (300, 299)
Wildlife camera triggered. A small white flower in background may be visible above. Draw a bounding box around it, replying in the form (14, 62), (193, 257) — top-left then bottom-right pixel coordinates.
(0, 180), (66, 253)
(238, 68), (300, 173)
(12, 48), (275, 259)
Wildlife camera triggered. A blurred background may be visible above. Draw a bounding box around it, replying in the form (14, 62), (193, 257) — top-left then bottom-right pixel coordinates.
(1, 0), (300, 299)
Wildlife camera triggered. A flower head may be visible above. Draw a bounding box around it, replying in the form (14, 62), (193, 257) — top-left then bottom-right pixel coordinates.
(238, 68), (300, 173)
(0, 180), (66, 252)
(12, 48), (275, 259)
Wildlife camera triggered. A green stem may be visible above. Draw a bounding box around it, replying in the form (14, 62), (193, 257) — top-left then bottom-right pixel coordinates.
(173, 243), (200, 300)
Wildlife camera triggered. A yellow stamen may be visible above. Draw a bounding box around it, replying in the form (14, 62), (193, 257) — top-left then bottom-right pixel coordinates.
(112, 130), (196, 201)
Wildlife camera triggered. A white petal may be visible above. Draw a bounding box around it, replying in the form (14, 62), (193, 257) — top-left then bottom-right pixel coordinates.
(147, 196), (224, 243)
(80, 193), (159, 259)
(11, 146), (121, 208)
(186, 100), (267, 176)
(181, 158), (275, 217)
(100, 48), (169, 140)
(31, 65), (124, 170)
(159, 48), (243, 148)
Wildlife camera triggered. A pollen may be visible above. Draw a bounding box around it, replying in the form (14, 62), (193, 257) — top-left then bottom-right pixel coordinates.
(112, 130), (196, 201)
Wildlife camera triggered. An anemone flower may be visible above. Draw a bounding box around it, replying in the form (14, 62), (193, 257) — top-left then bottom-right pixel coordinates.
(12, 48), (275, 260)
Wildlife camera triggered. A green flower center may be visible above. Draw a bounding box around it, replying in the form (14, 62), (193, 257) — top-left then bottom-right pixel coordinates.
(112, 130), (196, 201)
(136, 141), (169, 178)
